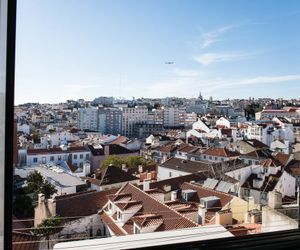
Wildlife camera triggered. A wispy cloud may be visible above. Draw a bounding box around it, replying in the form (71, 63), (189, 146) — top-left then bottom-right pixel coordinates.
(194, 52), (251, 65)
(226, 74), (300, 87)
(198, 25), (238, 49)
(145, 72), (300, 98)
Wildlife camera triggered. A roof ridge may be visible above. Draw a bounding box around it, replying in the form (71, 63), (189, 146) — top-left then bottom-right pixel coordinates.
(127, 183), (199, 227)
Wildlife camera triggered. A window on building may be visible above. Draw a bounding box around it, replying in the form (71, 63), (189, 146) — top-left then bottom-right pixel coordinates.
(169, 172), (172, 178)
(74, 154), (77, 159)
(80, 154), (83, 159)
(33, 157), (38, 163)
(50, 156), (54, 161)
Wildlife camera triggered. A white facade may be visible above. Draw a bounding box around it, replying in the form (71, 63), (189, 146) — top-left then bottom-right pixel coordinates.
(25, 149), (90, 168)
(78, 107), (99, 131)
(192, 119), (210, 133)
(163, 107), (186, 128)
(40, 131), (80, 147)
(121, 106), (148, 137)
(157, 165), (190, 181)
(216, 117), (230, 128)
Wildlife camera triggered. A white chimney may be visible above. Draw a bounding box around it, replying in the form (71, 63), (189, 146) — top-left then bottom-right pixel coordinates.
(171, 190), (178, 201)
(38, 193), (45, 204)
(83, 162), (91, 176)
(122, 164), (128, 172)
(198, 204), (206, 225)
(138, 165), (143, 173)
(268, 190), (282, 209)
(143, 179), (151, 191)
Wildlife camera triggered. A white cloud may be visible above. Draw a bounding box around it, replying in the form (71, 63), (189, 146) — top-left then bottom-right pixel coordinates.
(199, 25), (237, 49)
(144, 72), (300, 98)
(194, 52), (251, 65)
(227, 74), (300, 87)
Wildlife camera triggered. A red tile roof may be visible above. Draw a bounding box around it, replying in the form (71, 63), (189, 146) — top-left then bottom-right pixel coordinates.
(100, 212), (126, 236)
(132, 214), (164, 228)
(55, 189), (118, 218)
(105, 183), (198, 234)
(12, 231), (39, 250)
(202, 147), (240, 158)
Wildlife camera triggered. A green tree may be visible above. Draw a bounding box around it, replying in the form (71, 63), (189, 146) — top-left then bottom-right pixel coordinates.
(101, 155), (155, 170)
(26, 171), (44, 193)
(126, 156), (147, 168)
(13, 195), (34, 218)
(101, 155), (126, 169)
(244, 103), (263, 120)
(41, 180), (57, 199)
(35, 216), (63, 249)
(32, 132), (41, 143)
(26, 171), (57, 201)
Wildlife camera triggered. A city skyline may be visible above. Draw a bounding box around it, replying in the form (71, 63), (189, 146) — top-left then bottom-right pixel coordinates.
(15, 0), (300, 104)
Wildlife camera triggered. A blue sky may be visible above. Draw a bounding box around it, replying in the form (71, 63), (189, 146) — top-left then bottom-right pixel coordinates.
(15, 0), (300, 104)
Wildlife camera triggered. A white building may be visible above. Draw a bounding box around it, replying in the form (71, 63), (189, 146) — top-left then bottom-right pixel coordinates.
(121, 106), (148, 138)
(216, 117), (230, 128)
(163, 107), (186, 128)
(40, 131), (80, 147)
(25, 146), (90, 169)
(15, 164), (87, 195)
(78, 107), (99, 131)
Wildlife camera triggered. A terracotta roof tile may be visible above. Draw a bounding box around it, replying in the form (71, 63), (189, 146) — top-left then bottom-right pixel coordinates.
(12, 231), (39, 250)
(100, 213), (126, 236)
(202, 147), (240, 157)
(56, 189), (117, 218)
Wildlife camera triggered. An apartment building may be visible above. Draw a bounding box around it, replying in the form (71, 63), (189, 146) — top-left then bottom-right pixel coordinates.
(78, 107), (99, 131)
(78, 107), (122, 135)
(163, 107), (186, 128)
(121, 106), (148, 138)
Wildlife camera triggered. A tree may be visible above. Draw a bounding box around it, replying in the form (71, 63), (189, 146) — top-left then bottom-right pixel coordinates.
(101, 155), (155, 170)
(41, 180), (57, 199)
(35, 216), (63, 249)
(244, 103), (262, 120)
(126, 156), (147, 168)
(26, 171), (44, 194)
(13, 194), (34, 218)
(101, 155), (126, 169)
(26, 171), (57, 201)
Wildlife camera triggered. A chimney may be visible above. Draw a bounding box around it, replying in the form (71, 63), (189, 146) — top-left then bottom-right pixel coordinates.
(215, 210), (232, 226)
(83, 162), (91, 176)
(122, 164), (128, 172)
(48, 198), (57, 216)
(38, 193), (45, 204)
(268, 190), (282, 209)
(138, 165), (143, 173)
(198, 204), (206, 225)
(247, 196), (255, 211)
(104, 145), (110, 155)
(171, 190), (178, 201)
(143, 179), (151, 191)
